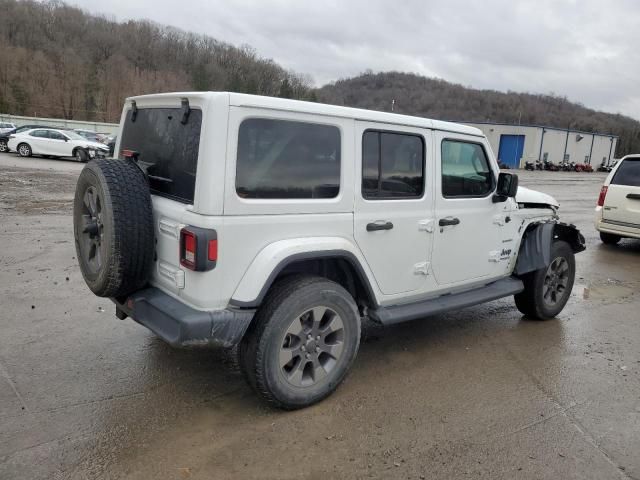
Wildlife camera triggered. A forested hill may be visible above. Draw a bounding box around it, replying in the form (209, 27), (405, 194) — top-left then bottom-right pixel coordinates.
(318, 71), (640, 156)
(1, 1), (638, 155)
(0, 0), (315, 123)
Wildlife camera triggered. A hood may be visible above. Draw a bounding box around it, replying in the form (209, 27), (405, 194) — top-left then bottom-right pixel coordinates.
(516, 186), (559, 208)
(83, 140), (109, 150)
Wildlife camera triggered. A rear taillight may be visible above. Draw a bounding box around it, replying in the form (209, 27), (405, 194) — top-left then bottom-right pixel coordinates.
(181, 229), (197, 268)
(180, 227), (217, 271)
(597, 186), (608, 206)
(208, 239), (218, 261)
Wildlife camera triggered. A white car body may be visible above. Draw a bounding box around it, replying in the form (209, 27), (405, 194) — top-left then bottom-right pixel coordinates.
(7, 128), (109, 158)
(595, 154), (640, 239)
(110, 92), (567, 312)
(0, 122), (16, 134)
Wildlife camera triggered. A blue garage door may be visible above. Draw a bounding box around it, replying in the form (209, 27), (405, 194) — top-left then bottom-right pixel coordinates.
(498, 135), (525, 168)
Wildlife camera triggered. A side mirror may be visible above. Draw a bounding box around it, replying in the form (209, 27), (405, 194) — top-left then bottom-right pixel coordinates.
(493, 172), (518, 203)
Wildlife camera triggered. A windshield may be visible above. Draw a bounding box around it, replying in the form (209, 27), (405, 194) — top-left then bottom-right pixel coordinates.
(119, 107), (202, 203)
(65, 130), (89, 141)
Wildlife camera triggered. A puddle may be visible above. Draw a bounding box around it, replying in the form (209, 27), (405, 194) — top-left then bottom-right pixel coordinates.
(572, 281), (636, 303)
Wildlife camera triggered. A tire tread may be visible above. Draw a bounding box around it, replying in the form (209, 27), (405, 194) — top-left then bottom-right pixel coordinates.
(74, 159), (154, 297)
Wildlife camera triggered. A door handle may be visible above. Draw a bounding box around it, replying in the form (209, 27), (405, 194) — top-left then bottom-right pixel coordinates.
(366, 221), (394, 232)
(439, 217), (460, 227)
(626, 193), (640, 200)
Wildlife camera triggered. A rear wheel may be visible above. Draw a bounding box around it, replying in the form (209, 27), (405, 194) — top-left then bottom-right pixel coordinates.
(0, 139), (8, 152)
(514, 240), (575, 320)
(600, 232), (621, 245)
(17, 143), (32, 157)
(239, 275), (361, 409)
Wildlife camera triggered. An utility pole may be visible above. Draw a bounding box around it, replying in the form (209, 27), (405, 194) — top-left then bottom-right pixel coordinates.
(563, 122), (571, 163)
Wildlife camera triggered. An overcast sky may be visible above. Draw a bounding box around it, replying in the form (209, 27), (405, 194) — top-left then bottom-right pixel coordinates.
(70, 0), (640, 119)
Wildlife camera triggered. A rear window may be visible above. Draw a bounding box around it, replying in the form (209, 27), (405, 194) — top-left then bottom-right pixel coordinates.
(611, 158), (640, 187)
(120, 108), (202, 203)
(236, 118), (341, 199)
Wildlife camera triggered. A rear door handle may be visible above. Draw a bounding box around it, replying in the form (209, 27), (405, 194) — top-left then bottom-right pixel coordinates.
(366, 221), (394, 232)
(626, 193), (640, 200)
(439, 217), (460, 227)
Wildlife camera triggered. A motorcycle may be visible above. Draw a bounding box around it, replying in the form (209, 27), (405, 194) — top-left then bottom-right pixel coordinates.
(535, 160), (543, 170)
(524, 161), (535, 171)
(597, 161), (612, 172)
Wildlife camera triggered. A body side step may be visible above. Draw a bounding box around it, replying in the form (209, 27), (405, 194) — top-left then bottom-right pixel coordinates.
(370, 277), (524, 325)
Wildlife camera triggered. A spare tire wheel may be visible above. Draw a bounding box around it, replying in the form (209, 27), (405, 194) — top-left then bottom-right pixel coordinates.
(73, 159), (155, 297)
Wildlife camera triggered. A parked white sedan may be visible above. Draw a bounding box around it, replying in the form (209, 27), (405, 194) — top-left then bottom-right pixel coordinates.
(7, 128), (110, 162)
(595, 154), (640, 243)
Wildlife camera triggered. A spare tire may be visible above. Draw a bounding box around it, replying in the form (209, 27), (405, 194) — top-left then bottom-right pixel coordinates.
(73, 159), (154, 298)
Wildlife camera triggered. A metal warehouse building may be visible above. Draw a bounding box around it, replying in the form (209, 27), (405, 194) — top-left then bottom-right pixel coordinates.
(463, 122), (618, 169)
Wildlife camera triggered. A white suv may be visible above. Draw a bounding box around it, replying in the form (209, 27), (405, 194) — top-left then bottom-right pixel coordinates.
(73, 92), (585, 409)
(595, 154), (640, 244)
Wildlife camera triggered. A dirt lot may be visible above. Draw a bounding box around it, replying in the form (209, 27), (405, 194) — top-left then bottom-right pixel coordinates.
(1, 153), (639, 480)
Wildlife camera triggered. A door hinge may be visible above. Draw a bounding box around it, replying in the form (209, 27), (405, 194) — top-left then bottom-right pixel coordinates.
(159, 261), (185, 288)
(414, 262), (430, 275)
(159, 218), (181, 239)
(418, 219), (435, 233)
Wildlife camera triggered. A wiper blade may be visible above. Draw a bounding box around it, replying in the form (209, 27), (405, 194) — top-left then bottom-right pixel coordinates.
(147, 174), (174, 184)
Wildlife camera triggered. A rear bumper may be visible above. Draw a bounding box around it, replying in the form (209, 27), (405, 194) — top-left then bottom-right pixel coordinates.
(595, 217), (640, 239)
(112, 288), (254, 348)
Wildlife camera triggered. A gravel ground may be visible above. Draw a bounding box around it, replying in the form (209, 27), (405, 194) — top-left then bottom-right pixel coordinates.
(1, 152), (639, 480)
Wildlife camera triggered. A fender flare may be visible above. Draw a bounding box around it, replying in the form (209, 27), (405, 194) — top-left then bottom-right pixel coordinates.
(229, 238), (379, 309)
(514, 221), (585, 276)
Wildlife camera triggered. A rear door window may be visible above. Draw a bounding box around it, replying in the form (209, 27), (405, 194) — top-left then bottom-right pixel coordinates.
(362, 130), (425, 199)
(236, 118), (341, 199)
(611, 158), (640, 186)
(119, 108), (202, 203)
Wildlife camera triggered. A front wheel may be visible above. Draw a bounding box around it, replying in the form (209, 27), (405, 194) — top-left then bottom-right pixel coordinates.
(239, 275), (361, 409)
(17, 143), (32, 157)
(514, 240), (575, 320)
(75, 149), (89, 163)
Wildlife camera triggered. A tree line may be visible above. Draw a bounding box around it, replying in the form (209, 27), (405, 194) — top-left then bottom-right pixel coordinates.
(0, 0), (315, 123)
(1, 1), (638, 156)
(318, 71), (640, 156)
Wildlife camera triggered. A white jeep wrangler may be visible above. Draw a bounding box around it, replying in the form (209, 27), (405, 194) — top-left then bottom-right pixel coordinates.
(73, 92), (585, 409)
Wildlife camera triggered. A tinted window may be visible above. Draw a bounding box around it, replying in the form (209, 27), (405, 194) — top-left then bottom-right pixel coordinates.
(120, 108), (202, 203)
(49, 131), (67, 140)
(29, 130), (48, 138)
(236, 119), (340, 199)
(362, 130), (424, 199)
(442, 140), (494, 197)
(611, 158), (640, 186)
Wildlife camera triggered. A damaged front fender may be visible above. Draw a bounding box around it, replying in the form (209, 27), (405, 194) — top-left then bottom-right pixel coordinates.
(514, 222), (585, 276)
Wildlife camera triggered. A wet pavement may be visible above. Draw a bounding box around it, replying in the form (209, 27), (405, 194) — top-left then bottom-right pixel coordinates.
(1, 153), (639, 479)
